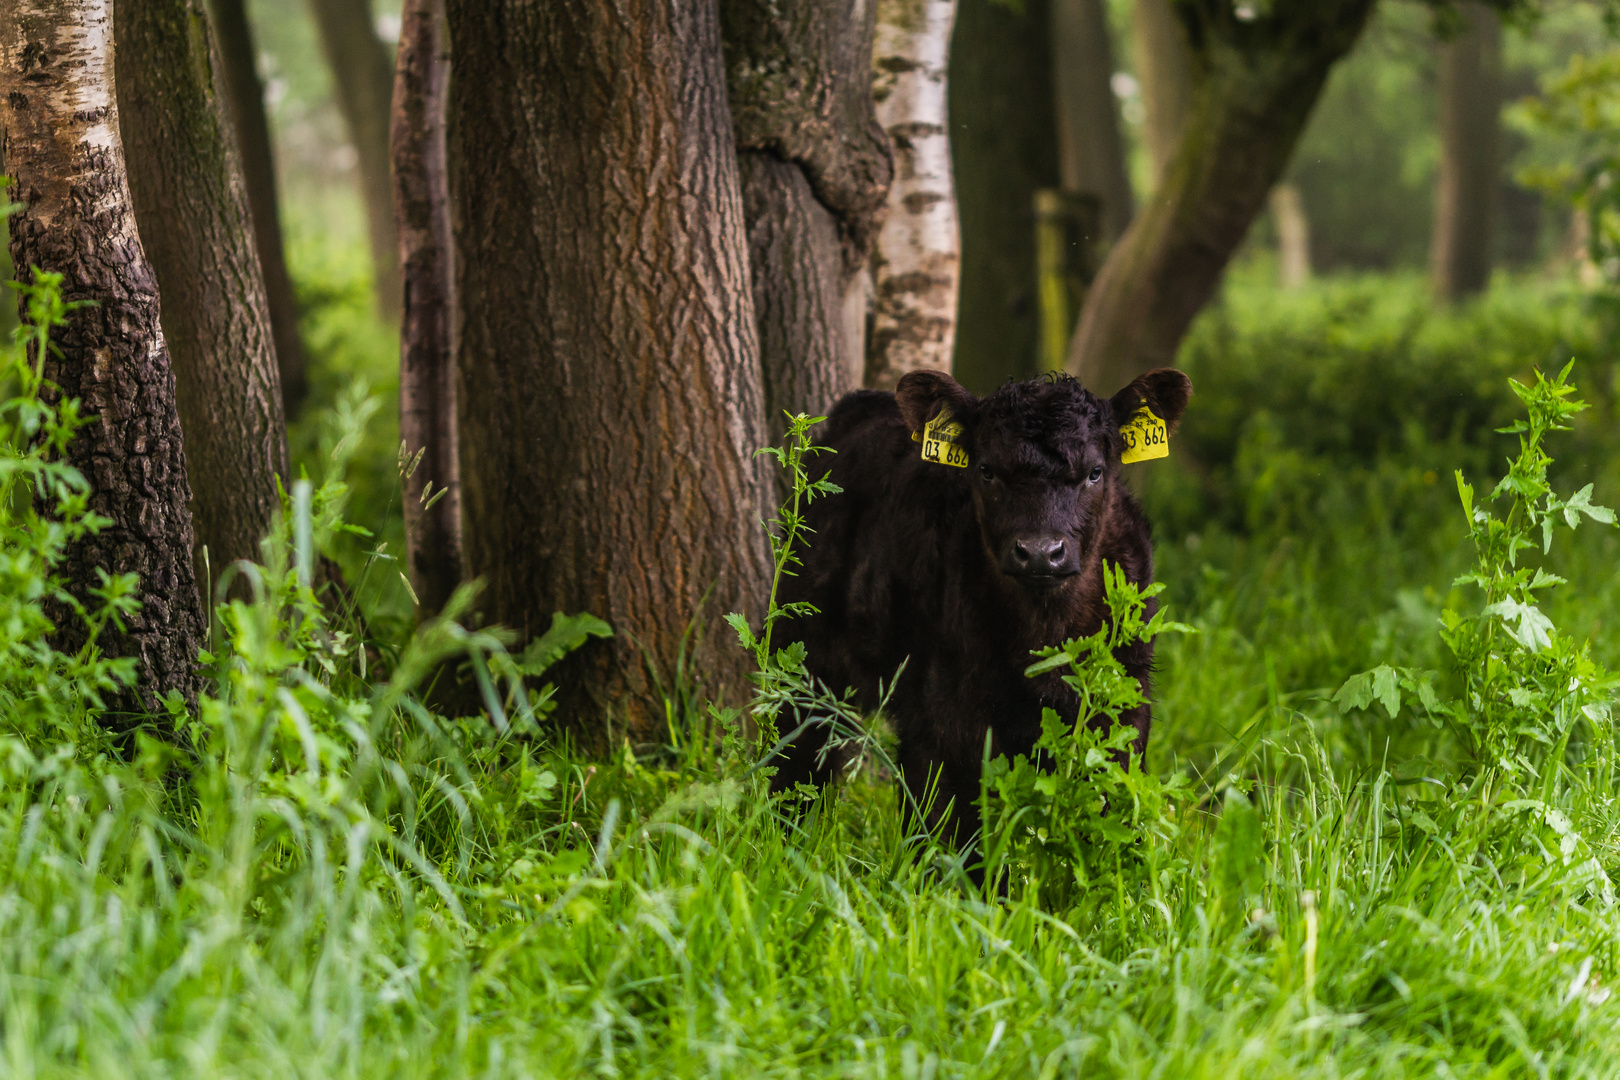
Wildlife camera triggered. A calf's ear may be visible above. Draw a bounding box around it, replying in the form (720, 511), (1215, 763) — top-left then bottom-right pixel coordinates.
(1109, 368), (1193, 435)
(895, 369), (978, 434)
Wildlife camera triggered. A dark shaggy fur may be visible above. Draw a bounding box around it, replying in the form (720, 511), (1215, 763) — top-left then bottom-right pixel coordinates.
(770, 367), (1193, 850)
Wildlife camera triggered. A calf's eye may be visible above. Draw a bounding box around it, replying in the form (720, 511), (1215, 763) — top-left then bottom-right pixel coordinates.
(979, 464), (995, 481)
(1087, 466), (1104, 484)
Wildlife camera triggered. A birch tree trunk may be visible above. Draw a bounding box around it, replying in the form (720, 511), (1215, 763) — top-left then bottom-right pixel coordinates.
(1431, 0), (1501, 301)
(867, 0), (960, 389)
(392, 0), (460, 618)
(721, 0), (892, 438)
(116, 0), (290, 593)
(2, 0), (205, 716)
(209, 0), (309, 414)
(446, 0), (771, 742)
(1054, 0), (1134, 242)
(308, 0), (402, 322)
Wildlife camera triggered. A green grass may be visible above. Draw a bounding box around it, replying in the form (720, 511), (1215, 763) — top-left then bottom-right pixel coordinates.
(4, 258), (1620, 1077)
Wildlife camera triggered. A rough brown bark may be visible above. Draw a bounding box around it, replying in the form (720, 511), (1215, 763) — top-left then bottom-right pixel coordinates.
(1068, 0), (1376, 395)
(392, 0), (460, 618)
(2, 0), (205, 716)
(1431, 0), (1501, 301)
(116, 0), (290, 593)
(208, 0), (308, 414)
(721, 0), (892, 434)
(1132, 0), (1192, 186)
(307, 0), (401, 322)
(949, 0), (1061, 393)
(446, 0), (771, 741)
(1054, 0), (1134, 241)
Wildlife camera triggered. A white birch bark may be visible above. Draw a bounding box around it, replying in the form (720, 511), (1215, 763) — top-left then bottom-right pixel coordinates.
(865, 0), (959, 388)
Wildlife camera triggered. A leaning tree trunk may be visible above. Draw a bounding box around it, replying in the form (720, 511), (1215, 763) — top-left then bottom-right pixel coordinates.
(867, 0), (960, 389)
(721, 0), (893, 439)
(2, 0), (205, 716)
(1054, 0), (1134, 242)
(392, 0), (460, 619)
(949, 0), (1061, 392)
(116, 0), (290, 594)
(446, 0), (771, 740)
(308, 0), (402, 322)
(1132, 0), (1192, 187)
(1431, 0), (1501, 302)
(209, 0), (308, 414)
(1068, 0), (1376, 395)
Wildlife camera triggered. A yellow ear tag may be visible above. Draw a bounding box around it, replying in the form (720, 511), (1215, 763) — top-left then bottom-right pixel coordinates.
(919, 407), (969, 468)
(1120, 407), (1169, 464)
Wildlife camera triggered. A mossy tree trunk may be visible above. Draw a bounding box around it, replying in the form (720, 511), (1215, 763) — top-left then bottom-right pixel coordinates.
(1430, 1), (1501, 301)
(307, 0), (402, 321)
(209, 0), (308, 414)
(116, 0), (290, 594)
(721, 0), (892, 438)
(949, 0), (1061, 393)
(1067, 0), (1376, 395)
(445, 0), (771, 741)
(1132, 0), (1192, 186)
(392, 0), (460, 618)
(1054, 0), (1134, 242)
(2, 0), (205, 716)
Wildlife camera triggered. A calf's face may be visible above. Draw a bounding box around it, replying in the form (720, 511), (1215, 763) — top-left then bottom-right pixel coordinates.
(896, 369), (1192, 589)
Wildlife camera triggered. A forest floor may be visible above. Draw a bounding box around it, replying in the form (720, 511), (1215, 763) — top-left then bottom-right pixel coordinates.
(2, 251), (1620, 1076)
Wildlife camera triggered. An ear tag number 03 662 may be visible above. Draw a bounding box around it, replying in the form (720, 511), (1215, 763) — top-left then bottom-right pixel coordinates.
(919, 407), (969, 468)
(1120, 407), (1169, 464)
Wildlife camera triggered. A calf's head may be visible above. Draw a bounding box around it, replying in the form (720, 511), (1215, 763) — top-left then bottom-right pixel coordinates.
(896, 368), (1192, 589)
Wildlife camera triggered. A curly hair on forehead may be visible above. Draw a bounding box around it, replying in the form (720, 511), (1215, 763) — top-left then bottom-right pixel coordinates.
(975, 372), (1110, 452)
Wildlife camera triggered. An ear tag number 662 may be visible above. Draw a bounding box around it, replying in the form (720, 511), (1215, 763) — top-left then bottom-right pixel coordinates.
(921, 407), (969, 469)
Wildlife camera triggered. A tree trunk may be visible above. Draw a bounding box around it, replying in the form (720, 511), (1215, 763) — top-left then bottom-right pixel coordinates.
(867, 0), (960, 389)
(307, 0), (402, 322)
(1053, 0), (1134, 242)
(2, 0), (205, 716)
(1132, 0), (1192, 187)
(1271, 182), (1311, 290)
(116, 0), (290, 595)
(1430, 1), (1501, 301)
(1068, 0), (1376, 395)
(720, 0), (892, 436)
(949, 0), (1060, 393)
(445, 0), (771, 741)
(208, 0), (308, 414)
(392, 0), (460, 619)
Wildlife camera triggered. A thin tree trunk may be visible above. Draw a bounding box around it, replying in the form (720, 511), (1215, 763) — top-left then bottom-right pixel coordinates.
(2, 0), (205, 716)
(209, 0), (308, 414)
(308, 0), (401, 322)
(867, 0), (960, 389)
(392, 0), (460, 619)
(446, 0), (771, 741)
(1132, 0), (1192, 187)
(949, 0), (1060, 392)
(116, 0), (290, 595)
(1431, 0), (1501, 301)
(1271, 182), (1311, 289)
(721, 0), (893, 437)
(1054, 0), (1134, 241)
(1068, 0), (1376, 395)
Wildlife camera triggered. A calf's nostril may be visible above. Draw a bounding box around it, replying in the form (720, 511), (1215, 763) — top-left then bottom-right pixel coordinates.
(1046, 540), (1066, 566)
